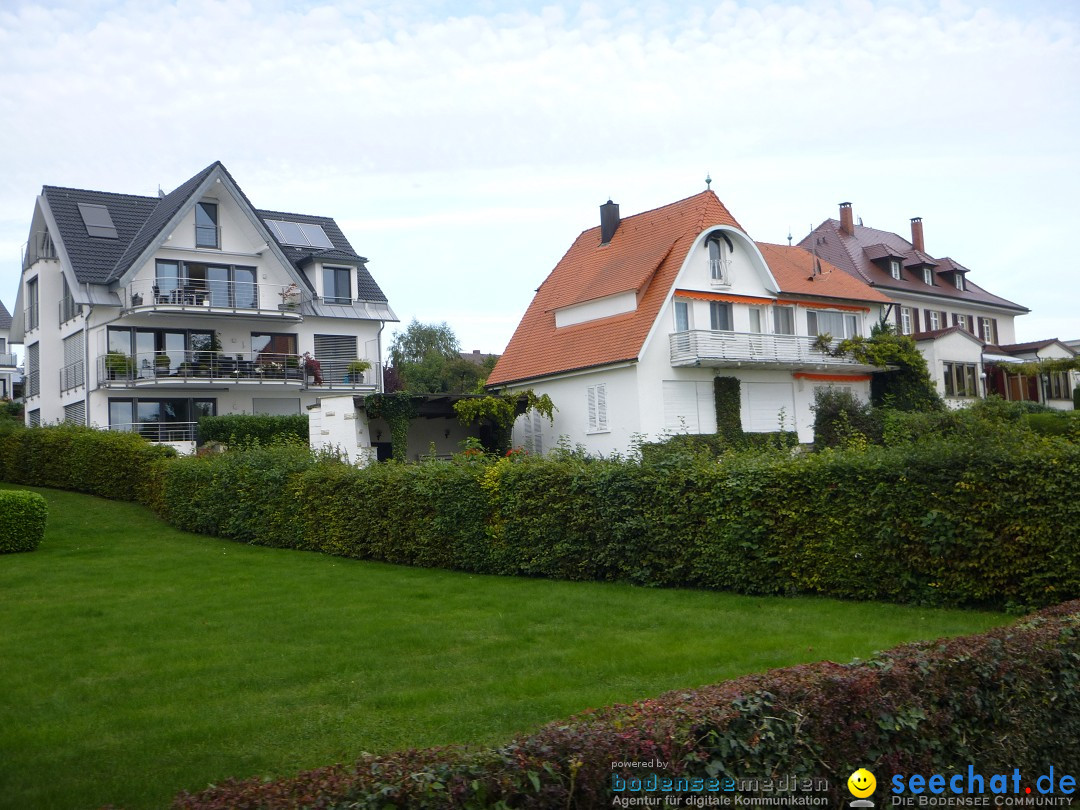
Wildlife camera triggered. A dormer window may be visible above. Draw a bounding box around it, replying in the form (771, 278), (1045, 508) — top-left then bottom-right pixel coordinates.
(954, 274), (964, 291)
(195, 202), (219, 248)
(323, 266), (352, 304)
(923, 267), (934, 285)
(889, 260), (901, 280)
(706, 232), (733, 285)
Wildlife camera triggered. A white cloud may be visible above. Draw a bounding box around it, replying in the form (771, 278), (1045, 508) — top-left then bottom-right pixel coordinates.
(0, 0), (1077, 350)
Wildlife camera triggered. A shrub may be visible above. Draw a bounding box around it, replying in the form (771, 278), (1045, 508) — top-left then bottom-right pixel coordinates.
(197, 413), (309, 447)
(812, 388), (882, 449)
(0, 490), (48, 553)
(172, 600), (1080, 809)
(0, 425), (175, 502)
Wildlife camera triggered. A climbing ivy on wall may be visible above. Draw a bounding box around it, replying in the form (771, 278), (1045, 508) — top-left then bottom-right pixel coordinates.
(713, 377), (743, 444)
(454, 390), (556, 454)
(363, 393), (417, 462)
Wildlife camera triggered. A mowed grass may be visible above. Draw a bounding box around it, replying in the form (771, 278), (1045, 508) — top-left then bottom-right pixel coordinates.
(1, 486), (1008, 810)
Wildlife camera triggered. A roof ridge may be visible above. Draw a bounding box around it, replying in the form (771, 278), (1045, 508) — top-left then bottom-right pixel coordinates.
(43, 185), (158, 202)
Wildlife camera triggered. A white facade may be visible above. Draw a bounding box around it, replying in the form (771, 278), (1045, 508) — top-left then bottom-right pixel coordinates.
(502, 226), (882, 452)
(15, 164), (394, 446)
(915, 329), (988, 409)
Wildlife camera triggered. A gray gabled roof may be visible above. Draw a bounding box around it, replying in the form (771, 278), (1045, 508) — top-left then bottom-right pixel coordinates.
(0, 300), (11, 331)
(36, 162), (389, 304)
(41, 186), (159, 284)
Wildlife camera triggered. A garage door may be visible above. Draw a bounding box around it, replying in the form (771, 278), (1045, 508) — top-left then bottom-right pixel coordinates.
(743, 382), (795, 432)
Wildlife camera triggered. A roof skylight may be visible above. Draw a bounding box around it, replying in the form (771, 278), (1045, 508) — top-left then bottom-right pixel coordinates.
(266, 219), (334, 249)
(77, 203), (118, 238)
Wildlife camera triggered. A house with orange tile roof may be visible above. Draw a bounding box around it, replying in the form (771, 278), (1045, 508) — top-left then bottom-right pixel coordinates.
(487, 190), (891, 452)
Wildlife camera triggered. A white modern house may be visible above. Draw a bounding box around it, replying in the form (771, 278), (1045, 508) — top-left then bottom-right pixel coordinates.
(0, 301), (18, 400)
(798, 204), (1078, 408)
(14, 161), (396, 451)
(487, 191), (890, 452)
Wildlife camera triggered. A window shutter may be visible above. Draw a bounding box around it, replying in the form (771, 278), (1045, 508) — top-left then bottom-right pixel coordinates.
(894, 306), (902, 329)
(912, 309), (920, 332)
(313, 334), (357, 359)
(991, 318), (998, 344)
(596, 384), (608, 432)
(951, 313), (958, 327)
(531, 411), (543, 454)
(586, 386), (597, 432)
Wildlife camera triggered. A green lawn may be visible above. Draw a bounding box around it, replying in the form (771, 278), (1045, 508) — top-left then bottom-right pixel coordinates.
(0, 486), (1008, 810)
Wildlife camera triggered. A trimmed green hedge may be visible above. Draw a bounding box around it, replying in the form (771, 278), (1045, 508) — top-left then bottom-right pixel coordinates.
(197, 413), (309, 446)
(172, 600), (1080, 809)
(0, 490), (48, 553)
(151, 434), (1080, 610)
(0, 425), (175, 502)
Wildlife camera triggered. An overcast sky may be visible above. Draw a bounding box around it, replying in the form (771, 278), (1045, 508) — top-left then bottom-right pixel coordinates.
(1, 0), (1077, 354)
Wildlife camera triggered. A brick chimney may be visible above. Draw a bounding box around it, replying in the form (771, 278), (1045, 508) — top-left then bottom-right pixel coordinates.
(839, 202), (854, 236)
(910, 217), (925, 253)
(600, 200), (620, 244)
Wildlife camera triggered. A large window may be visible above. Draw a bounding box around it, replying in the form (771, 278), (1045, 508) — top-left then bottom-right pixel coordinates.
(155, 260), (257, 308)
(943, 363), (979, 398)
(195, 201), (219, 248)
(674, 301), (690, 332)
(900, 306), (913, 336)
(709, 301), (732, 331)
(108, 327), (214, 376)
(1048, 372), (1071, 400)
(807, 309), (858, 339)
(773, 305), (795, 335)
(323, 266), (352, 304)
(109, 398), (216, 440)
(251, 333), (298, 367)
(928, 310), (941, 330)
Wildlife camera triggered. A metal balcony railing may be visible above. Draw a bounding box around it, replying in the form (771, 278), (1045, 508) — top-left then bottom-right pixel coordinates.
(60, 297), (82, 323)
(61, 360), (85, 391)
(111, 421), (198, 443)
(99, 351), (380, 389)
(669, 330), (865, 368)
(125, 280), (308, 314)
(0, 353), (17, 368)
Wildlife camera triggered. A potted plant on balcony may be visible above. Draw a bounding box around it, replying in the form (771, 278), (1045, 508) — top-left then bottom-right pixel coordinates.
(301, 352), (324, 385)
(279, 283), (301, 311)
(345, 359), (371, 384)
(154, 354), (171, 376)
(285, 355), (301, 380)
(104, 351), (134, 380)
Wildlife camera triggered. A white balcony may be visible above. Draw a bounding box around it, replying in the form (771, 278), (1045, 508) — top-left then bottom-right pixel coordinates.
(124, 280), (308, 320)
(669, 330), (880, 372)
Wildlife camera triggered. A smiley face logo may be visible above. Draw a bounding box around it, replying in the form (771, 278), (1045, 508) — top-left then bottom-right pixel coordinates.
(848, 768), (876, 798)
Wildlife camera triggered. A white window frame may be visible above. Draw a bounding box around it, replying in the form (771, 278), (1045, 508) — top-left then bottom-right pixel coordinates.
(900, 307), (913, 336)
(707, 237), (731, 285)
(586, 383), (609, 434)
(807, 309), (859, 339)
(889, 260), (901, 280)
(772, 305), (795, 335)
(980, 318), (995, 343)
(709, 301), (732, 331)
(928, 311), (940, 330)
(674, 300), (690, 332)
(955, 274), (965, 291)
(923, 267), (933, 285)
(956, 314), (968, 331)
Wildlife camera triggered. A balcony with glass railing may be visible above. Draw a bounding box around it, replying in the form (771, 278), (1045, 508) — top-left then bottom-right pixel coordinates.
(669, 330), (879, 372)
(124, 280), (308, 318)
(97, 351), (380, 391)
(0, 353), (17, 368)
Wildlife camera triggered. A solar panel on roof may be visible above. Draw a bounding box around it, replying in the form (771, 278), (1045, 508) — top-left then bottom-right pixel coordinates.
(77, 203), (118, 238)
(266, 219), (335, 249)
(298, 222), (334, 249)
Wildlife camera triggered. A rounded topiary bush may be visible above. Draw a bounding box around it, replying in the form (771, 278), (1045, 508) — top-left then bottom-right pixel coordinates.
(0, 489), (48, 553)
